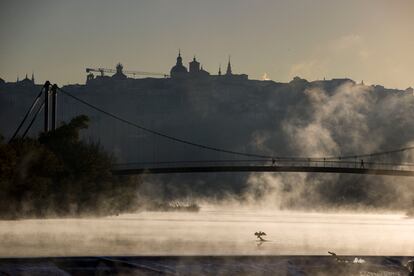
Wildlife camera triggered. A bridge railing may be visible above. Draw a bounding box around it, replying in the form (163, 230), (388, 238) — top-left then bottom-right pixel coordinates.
(112, 159), (414, 172)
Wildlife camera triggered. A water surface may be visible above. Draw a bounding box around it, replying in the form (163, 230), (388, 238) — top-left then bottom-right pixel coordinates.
(0, 207), (413, 257)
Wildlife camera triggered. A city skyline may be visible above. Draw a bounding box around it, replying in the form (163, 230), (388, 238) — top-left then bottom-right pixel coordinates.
(1, 0), (413, 89)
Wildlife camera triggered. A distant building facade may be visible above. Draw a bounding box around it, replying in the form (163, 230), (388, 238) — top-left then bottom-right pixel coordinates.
(83, 50), (248, 84)
(0, 73), (37, 88)
(170, 51), (248, 81)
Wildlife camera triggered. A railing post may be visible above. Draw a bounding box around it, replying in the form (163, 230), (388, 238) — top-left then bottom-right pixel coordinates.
(44, 81), (51, 132)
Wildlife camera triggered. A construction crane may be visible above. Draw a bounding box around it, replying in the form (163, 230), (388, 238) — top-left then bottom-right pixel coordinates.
(85, 67), (169, 78)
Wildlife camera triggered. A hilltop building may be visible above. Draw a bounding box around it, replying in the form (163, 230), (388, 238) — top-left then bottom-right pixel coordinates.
(170, 51), (247, 81)
(84, 50), (248, 84)
(170, 50), (188, 79)
(112, 63), (127, 80)
(8, 73), (36, 87)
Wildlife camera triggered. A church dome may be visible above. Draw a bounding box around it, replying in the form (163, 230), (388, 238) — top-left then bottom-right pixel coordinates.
(170, 51), (188, 78)
(170, 64), (188, 75)
(112, 63), (127, 80)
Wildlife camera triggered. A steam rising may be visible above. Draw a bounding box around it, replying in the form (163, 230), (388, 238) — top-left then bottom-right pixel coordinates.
(1, 78), (413, 211)
(118, 80), (413, 210)
(244, 82), (414, 210)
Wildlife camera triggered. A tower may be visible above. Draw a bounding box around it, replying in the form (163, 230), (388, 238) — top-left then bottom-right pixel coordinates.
(112, 63), (127, 79)
(226, 56), (232, 75)
(116, 63), (123, 74)
(189, 56), (200, 74)
(177, 49), (183, 66)
(218, 65), (221, 76)
(31, 72), (35, 83)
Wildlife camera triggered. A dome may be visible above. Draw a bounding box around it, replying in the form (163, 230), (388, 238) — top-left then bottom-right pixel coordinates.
(170, 64), (188, 75)
(170, 51), (188, 78)
(112, 63), (127, 80)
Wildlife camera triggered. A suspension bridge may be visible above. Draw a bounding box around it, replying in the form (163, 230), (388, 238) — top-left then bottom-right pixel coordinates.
(8, 81), (414, 177)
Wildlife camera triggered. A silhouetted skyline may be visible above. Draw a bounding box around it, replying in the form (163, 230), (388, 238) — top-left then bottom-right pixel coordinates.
(0, 0), (413, 89)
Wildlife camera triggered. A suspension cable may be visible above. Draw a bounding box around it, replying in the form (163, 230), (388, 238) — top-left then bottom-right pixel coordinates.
(21, 100), (45, 139)
(57, 86), (414, 161)
(58, 87), (274, 159)
(9, 82), (49, 142)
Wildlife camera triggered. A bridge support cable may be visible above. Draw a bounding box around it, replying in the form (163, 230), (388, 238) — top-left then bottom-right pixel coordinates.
(57, 87), (274, 160)
(22, 101), (45, 138)
(322, 146), (414, 161)
(56, 86), (414, 162)
(9, 81), (50, 143)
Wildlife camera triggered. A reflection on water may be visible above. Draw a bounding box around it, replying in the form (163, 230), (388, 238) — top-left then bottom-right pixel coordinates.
(0, 206), (413, 257)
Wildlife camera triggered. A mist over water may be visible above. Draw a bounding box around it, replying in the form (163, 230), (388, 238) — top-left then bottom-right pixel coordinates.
(1, 66), (413, 261)
(0, 206), (413, 257)
(112, 81), (414, 212)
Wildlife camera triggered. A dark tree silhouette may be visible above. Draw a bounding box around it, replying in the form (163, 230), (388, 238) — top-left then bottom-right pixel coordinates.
(0, 115), (140, 219)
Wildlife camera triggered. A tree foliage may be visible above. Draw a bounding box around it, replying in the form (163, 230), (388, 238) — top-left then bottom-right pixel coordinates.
(0, 115), (139, 219)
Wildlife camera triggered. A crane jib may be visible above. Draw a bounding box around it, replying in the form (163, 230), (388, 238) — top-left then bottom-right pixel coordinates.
(85, 67), (169, 78)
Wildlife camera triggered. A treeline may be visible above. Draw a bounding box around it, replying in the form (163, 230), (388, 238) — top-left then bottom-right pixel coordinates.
(0, 115), (140, 219)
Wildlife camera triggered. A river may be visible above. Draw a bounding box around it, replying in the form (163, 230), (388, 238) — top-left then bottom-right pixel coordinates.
(0, 206), (413, 257)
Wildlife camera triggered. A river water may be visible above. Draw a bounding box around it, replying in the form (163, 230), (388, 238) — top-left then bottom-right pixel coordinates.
(0, 207), (413, 257)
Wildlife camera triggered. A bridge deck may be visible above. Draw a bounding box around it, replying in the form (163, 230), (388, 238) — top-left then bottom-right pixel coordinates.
(112, 165), (414, 177)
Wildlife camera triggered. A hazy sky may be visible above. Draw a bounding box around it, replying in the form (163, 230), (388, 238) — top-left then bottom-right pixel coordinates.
(0, 0), (413, 88)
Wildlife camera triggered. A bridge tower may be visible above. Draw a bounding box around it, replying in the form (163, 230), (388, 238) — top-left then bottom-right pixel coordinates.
(44, 81), (50, 132)
(43, 82), (58, 132)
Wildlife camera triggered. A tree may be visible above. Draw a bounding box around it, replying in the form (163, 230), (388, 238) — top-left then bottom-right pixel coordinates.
(0, 115), (140, 218)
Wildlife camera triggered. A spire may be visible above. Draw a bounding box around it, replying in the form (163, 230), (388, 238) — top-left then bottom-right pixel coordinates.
(226, 55), (232, 75)
(218, 64), (222, 76)
(31, 72), (35, 83)
(25, 73), (28, 80)
(176, 49), (183, 65)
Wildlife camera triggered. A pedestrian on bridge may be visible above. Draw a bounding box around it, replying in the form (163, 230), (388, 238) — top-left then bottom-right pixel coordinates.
(360, 159), (365, 169)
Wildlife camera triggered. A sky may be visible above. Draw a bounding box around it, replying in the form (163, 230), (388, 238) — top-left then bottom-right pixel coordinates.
(0, 0), (413, 89)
